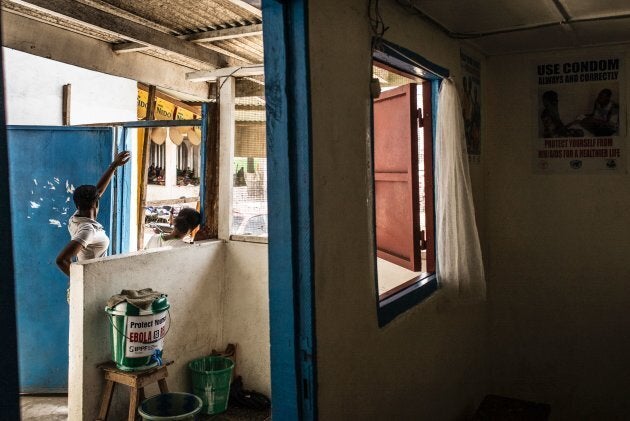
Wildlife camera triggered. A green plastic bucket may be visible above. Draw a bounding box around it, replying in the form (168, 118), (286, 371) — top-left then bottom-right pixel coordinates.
(105, 296), (170, 371)
(188, 356), (234, 415)
(138, 392), (202, 420)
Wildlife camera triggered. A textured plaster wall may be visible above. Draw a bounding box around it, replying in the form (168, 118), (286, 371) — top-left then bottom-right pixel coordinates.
(223, 241), (270, 396)
(309, 2), (487, 419)
(3, 48), (137, 126)
(485, 45), (630, 419)
(68, 241), (226, 420)
(68, 239), (271, 420)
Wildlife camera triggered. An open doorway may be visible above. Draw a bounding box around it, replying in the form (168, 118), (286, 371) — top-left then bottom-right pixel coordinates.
(1, 1), (282, 419)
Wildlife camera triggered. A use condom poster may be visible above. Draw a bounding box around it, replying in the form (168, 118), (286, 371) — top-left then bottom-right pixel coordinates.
(534, 56), (625, 174)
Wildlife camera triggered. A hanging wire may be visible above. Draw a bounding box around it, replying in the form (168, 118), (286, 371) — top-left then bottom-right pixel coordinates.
(218, 66), (243, 92)
(368, 0), (389, 50)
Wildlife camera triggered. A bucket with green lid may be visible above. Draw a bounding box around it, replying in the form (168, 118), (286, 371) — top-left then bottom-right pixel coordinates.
(105, 295), (170, 371)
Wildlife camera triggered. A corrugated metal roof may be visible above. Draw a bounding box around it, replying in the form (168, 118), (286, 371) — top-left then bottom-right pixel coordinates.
(2, 0), (263, 70)
(98, 0), (261, 33)
(214, 38), (263, 63)
(1, 0), (122, 43)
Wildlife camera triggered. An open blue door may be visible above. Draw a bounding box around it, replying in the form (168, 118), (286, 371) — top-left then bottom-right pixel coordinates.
(8, 126), (114, 393)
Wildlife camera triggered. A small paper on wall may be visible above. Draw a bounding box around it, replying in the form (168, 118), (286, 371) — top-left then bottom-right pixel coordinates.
(460, 50), (482, 164)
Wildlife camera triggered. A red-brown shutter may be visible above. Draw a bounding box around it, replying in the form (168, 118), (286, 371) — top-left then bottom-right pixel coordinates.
(373, 84), (421, 271)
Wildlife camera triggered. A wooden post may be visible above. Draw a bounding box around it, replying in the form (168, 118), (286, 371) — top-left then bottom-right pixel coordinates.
(203, 101), (220, 238)
(194, 99), (219, 241)
(218, 77), (235, 240)
(137, 85), (156, 249)
(62, 84), (71, 125)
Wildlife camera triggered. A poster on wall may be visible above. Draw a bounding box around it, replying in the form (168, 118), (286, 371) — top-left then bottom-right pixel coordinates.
(460, 50), (481, 164)
(534, 57), (625, 174)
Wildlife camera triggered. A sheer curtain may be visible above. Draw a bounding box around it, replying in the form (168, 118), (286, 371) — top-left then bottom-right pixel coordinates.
(435, 78), (486, 300)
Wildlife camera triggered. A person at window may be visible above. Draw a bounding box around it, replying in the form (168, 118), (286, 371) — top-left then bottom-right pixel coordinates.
(145, 207), (202, 249)
(55, 151), (131, 276)
(576, 88), (619, 136)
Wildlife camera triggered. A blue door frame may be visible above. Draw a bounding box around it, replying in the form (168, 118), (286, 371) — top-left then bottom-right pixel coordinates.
(263, 1), (316, 420)
(0, 47), (20, 418)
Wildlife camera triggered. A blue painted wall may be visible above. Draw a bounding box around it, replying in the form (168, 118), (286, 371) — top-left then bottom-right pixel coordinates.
(8, 126), (114, 392)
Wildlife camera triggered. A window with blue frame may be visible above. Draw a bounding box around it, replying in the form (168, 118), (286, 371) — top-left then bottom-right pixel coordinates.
(371, 41), (448, 326)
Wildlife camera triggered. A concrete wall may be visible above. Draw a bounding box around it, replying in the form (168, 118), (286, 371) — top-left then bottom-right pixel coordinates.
(309, 2), (487, 419)
(485, 45), (630, 419)
(3, 48), (137, 126)
(68, 241), (225, 420)
(2, 12), (209, 99)
(68, 238), (270, 420)
(147, 184), (200, 202)
(223, 241), (270, 396)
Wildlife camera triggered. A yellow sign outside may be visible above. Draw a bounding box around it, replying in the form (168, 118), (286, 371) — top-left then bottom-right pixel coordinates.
(137, 90), (148, 119)
(154, 98), (175, 120)
(175, 107), (194, 120)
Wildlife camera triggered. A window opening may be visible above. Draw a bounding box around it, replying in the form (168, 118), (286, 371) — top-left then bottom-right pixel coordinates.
(137, 85), (203, 248)
(231, 94), (267, 238)
(149, 142), (166, 185)
(372, 61), (436, 303)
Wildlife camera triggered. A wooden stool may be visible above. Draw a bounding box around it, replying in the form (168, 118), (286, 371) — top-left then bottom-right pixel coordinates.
(96, 361), (173, 421)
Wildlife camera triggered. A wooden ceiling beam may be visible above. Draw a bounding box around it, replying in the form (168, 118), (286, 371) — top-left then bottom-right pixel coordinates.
(8, 0), (233, 69)
(226, 0), (262, 19)
(137, 82), (202, 114)
(113, 23), (263, 54)
(186, 65), (264, 82)
(186, 23), (262, 43)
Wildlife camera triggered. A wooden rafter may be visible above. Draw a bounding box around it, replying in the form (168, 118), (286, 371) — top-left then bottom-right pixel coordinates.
(225, 0), (262, 19)
(113, 23), (263, 54)
(186, 65), (264, 82)
(9, 0), (233, 68)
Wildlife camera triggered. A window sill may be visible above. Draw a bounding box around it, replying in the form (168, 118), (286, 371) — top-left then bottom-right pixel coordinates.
(377, 272), (438, 327)
(229, 235), (268, 244)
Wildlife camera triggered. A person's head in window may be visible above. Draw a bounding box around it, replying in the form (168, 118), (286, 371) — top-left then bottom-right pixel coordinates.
(173, 208), (202, 239)
(73, 185), (100, 216)
(145, 207), (202, 250)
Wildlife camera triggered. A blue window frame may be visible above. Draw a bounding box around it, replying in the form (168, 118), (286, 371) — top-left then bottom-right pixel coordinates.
(372, 39), (449, 327)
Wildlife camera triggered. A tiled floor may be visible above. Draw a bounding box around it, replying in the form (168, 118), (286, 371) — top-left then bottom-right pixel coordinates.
(20, 396), (68, 421)
(20, 395), (270, 420)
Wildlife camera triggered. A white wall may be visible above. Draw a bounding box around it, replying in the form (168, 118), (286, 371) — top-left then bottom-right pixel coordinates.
(309, 2), (488, 419)
(485, 45), (630, 419)
(68, 239), (271, 420)
(68, 241), (225, 420)
(147, 184), (200, 202)
(3, 48), (137, 126)
(223, 241), (270, 396)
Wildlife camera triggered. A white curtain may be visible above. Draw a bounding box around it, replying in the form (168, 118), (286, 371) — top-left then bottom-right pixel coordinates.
(435, 78), (486, 300)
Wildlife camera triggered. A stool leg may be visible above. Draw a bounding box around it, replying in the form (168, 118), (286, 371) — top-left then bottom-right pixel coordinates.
(128, 387), (140, 421)
(97, 380), (115, 421)
(158, 378), (169, 393)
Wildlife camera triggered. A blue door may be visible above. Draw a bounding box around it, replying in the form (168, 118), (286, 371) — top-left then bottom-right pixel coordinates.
(8, 126), (114, 393)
